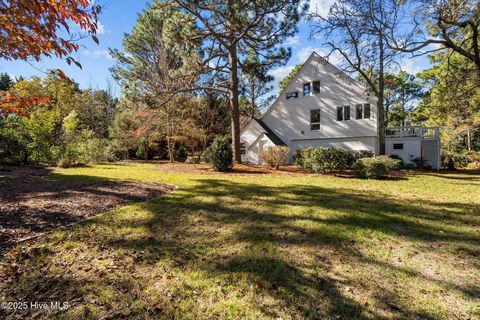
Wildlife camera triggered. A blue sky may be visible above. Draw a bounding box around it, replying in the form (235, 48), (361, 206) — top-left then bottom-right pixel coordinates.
(0, 0), (430, 96)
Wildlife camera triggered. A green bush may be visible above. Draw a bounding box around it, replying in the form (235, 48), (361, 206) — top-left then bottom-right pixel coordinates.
(347, 150), (375, 168)
(293, 149), (304, 167)
(442, 151), (480, 169)
(205, 135), (233, 172)
(388, 154), (404, 168)
(353, 156), (400, 179)
(300, 147), (351, 173)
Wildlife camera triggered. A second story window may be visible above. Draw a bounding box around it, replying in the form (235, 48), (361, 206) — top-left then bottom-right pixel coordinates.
(312, 80), (320, 95)
(310, 109), (321, 130)
(355, 104), (371, 119)
(303, 83), (311, 96)
(286, 92), (298, 99)
(337, 106), (350, 121)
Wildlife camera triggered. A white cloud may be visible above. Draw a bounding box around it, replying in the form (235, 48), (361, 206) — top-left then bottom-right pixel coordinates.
(296, 46), (343, 66)
(269, 65), (295, 81)
(400, 58), (425, 76)
(83, 49), (113, 60)
(284, 36), (300, 46)
(97, 21), (106, 35)
(308, 0), (337, 17)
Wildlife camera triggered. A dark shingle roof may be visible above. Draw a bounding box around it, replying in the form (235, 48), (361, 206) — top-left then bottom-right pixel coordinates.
(255, 119), (286, 146)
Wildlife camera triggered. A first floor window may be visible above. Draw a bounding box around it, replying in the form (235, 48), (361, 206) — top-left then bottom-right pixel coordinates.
(303, 83), (311, 96)
(393, 143), (403, 150)
(286, 92), (298, 99)
(240, 143), (246, 154)
(310, 109), (321, 130)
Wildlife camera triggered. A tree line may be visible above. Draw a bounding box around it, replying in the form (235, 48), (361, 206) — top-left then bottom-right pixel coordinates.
(0, 0), (479, 168)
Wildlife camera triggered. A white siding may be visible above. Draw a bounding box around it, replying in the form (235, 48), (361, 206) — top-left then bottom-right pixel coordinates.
(240, 121), (276, 164)
(291, 137), (377, 153)
(262, 53), (379, 152)
(385, 138), (421, 165)
(240, 52), (381, 164)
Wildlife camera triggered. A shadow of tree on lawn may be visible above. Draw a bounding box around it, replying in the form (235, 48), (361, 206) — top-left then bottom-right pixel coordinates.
(1, 175), (479, 319)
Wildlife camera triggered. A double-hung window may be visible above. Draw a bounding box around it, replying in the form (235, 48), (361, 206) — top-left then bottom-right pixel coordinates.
(312, 81), (320, 95)
(337, 106), (350, 121)
(303, 81), (321, 96)
(310, 109), (321, 130)
(355, 104), (371, 119)
(303, 83), (311, 96)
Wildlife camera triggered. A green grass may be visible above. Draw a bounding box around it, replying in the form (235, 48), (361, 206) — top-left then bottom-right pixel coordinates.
(1, 163), (479, 319)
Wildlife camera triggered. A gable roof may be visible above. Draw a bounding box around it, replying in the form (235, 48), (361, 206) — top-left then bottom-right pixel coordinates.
(262, 51), (370, 118)
(255, 119), (286, 146)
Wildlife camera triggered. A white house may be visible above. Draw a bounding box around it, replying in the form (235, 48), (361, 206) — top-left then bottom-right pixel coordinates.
(240, 52), (441, 169)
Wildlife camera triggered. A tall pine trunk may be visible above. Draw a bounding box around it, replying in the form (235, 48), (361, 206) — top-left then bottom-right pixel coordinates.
(229, 46), (242, 164)
(378, 32), (386, 155)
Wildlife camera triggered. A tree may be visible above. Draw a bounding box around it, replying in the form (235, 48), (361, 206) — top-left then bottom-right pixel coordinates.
(310, 0), (402, 154)
(0, 0), (101, 66)
(0, 73), (13, 91)
(110, 2), (200, 161)
(240, 51), (275, 121)
(165, 0), (307, 163)
(385, 0), (480, 77)
(279, 64), (303, 92)
(109, 109), (137, 159)
(384, 71), (424, 127)
(415, 53), (480, 152)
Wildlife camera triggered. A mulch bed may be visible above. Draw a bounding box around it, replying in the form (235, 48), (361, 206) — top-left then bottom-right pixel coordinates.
(0, 166), (174, 254)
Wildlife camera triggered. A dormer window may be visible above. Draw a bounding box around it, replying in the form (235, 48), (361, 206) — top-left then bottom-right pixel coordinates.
(286, 92), (298, 99)
(303, 83), (311, 96)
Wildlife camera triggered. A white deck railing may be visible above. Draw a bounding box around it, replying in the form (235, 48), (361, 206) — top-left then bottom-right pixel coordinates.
(385, 126), (439, 139)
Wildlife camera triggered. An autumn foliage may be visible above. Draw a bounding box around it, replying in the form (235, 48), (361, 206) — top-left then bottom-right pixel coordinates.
(0, 91), (51, 117)
(0, 0), (101, 67)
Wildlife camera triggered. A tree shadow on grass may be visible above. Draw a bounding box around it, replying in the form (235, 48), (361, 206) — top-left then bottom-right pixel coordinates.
(1, 176), (479, 319)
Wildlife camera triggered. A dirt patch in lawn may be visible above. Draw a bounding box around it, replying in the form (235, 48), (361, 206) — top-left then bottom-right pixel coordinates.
(0, 166), (174, 253)
(153, 161), (306, 176)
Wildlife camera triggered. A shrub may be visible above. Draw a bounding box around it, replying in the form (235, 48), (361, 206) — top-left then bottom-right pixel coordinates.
(410, 156), (432, 169)
(205, 135), (233, 172)
(347, 149), (375, 168)
(353, 155), (400, 179)
(442, 151), (480, 169)
(388, 154), (404, 169)
(260, 145), (291, 169)
(293, 149), (304, 167)
(300, 147), (350, 173)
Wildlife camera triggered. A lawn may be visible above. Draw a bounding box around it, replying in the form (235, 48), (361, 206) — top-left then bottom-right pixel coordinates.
(0, 162), (479, 319)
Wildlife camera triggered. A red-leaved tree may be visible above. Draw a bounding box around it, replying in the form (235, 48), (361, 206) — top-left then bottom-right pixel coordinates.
(0, 0), (101, 67)
(0, 91), (51, 117)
